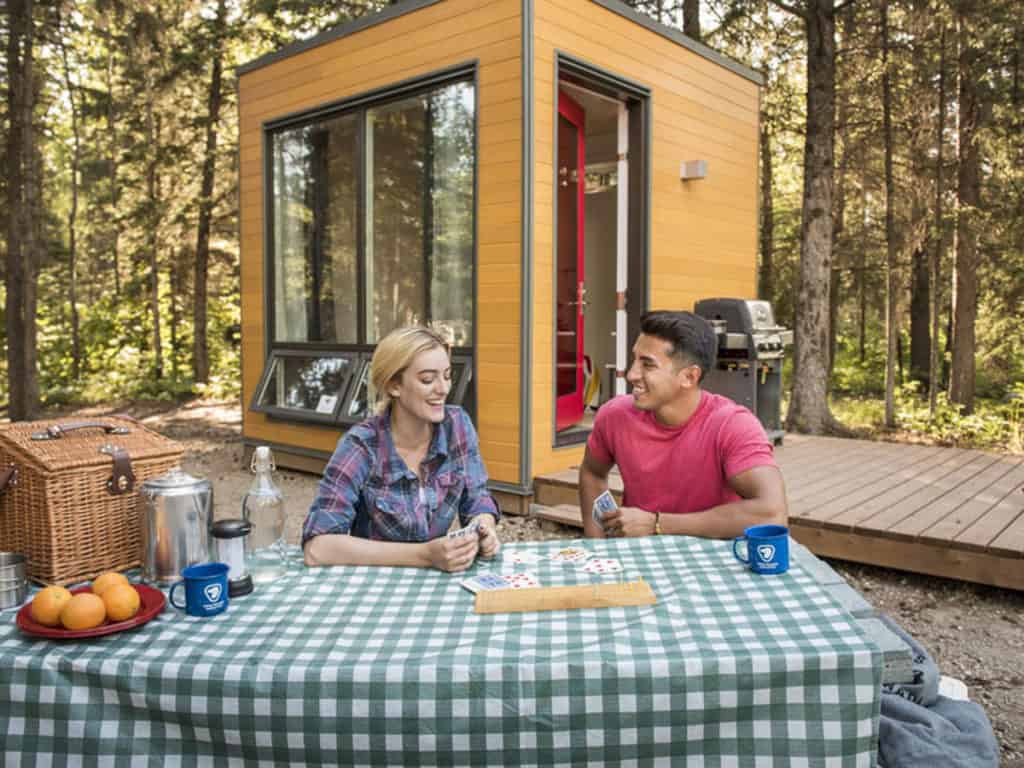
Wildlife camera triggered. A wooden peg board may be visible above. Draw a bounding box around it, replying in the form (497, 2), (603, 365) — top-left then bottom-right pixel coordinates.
(474, 579), (657, 614)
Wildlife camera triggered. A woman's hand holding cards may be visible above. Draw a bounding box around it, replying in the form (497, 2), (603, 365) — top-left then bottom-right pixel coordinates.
(427, 532), (479, 572)
(476, 516), (502, 559)
(601, 506), (657, 538)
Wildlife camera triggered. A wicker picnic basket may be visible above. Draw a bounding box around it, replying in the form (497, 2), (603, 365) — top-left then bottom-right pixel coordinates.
(0, 417), (182, 586)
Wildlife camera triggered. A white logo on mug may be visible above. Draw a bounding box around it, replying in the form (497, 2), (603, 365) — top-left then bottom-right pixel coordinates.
(756, 544), (776, 562)
(203, 584), (222, 603)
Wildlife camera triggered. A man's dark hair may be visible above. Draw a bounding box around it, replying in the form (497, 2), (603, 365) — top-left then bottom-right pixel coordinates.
(639, 310), (718, 382)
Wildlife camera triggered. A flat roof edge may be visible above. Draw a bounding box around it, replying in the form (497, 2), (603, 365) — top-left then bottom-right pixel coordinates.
(589, 0), (763, 86)
(236, 0), (445, 76)
(237, 0), (762, 87)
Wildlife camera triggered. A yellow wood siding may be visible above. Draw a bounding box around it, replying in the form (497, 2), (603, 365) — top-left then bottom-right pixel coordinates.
(238, 0), (523, 483)
(530, 0), (760, 478)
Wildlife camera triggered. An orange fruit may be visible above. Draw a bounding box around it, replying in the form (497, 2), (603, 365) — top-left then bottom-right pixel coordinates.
(60, 593), (107, 630)
(91, 571), (130, 597)
(30, 586), (73, 627)
(102, 584), (141, 622)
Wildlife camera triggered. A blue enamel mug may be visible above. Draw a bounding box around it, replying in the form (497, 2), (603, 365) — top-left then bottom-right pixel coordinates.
(169, 562), (229, 617)
(732, 524), (789, 575)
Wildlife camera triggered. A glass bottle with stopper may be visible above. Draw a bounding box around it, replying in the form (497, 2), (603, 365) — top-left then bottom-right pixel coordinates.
(242, 446), (286, 584)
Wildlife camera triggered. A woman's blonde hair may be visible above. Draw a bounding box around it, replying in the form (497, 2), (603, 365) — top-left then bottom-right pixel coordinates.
(369, 326), (451, 416)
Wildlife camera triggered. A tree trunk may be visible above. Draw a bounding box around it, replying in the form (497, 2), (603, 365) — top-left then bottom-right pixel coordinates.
(105, 28), (121, 296)
(784, 0), (838, 434)
(881, 0), (898, 428)
(950, 2), (981, 413)
(830, 65), (849, 383)
(169, 253), (180, 377)
(5, 0), (40, 420)
(60, 26), (83, 381)
(193, 0), (227, 385)
(683, 0), (701, 40)
(858, 187), (867, 363)
(930, 26), (947, 412)
(758, 108), (774, 303)
(146, 73), (164, 380)
(908, 0), (931, 395)
(909, 246), (930, 388)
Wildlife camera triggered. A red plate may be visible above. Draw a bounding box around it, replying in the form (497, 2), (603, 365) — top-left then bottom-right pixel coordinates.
(16, 584), (166, 640)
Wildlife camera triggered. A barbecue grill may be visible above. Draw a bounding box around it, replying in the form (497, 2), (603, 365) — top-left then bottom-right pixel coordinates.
(694, 298), (792, 444)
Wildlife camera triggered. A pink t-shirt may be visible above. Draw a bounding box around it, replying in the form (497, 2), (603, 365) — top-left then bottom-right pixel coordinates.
(586, 392), (776, 515)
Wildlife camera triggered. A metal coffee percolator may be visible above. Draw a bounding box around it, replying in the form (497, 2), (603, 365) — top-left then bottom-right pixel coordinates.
(140, 468), (213, 584)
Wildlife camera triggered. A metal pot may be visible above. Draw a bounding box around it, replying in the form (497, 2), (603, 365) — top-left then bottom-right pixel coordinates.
(0, 552), (27, 610)
(139, 468), (213, 585)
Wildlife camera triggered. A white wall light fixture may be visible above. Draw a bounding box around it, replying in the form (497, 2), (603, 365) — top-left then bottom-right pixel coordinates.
(679, 160), (708, 181)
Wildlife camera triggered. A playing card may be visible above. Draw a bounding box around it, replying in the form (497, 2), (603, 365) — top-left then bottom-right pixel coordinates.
(447, 518), (481, 540)
(581, 558), (624, 575)
(550, 547), (591, 565)
(504, 550), (543, 565)
(592, 490), (617, 524)
(460, 573), (509, 593)
(501, 572), (541, 589)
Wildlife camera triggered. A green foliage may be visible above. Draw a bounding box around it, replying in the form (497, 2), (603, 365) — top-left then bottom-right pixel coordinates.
(897, 388), (1023, 452)
(830, 333), (889, 397)
(830, 385), (1024, 453)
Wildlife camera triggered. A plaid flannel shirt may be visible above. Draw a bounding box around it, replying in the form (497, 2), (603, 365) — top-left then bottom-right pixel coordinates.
(303, 405), (499, 545)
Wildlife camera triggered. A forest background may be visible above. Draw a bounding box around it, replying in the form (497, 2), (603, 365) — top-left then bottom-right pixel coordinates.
(2, 0), (1022, 451)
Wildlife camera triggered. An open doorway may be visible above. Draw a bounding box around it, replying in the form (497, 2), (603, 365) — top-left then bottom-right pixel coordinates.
(553, 59), (649, 446)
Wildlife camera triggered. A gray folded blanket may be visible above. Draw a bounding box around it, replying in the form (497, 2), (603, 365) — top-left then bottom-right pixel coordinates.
(876, 614), (1000, 768)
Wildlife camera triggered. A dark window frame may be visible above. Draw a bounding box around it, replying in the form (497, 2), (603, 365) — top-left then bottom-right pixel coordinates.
(258, 63), (479, 428)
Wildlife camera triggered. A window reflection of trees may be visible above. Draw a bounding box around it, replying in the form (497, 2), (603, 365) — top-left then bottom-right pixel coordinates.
(271, 79), (474, 349)
(272, 357), (350, 410)
(274, 116), (358, 344)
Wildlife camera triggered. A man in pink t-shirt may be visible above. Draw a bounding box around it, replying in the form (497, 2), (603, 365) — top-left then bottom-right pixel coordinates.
(580, 310), (787, 540)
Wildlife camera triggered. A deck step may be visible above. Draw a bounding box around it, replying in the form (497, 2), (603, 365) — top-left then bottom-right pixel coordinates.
(533, 469), (623, 508)
(530, 503), (584, 528)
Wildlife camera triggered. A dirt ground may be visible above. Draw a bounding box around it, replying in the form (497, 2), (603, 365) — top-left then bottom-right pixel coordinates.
(71, 398), (1023, 763)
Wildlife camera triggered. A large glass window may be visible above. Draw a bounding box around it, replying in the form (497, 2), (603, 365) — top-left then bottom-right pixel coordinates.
(365, 83), (474, 345)
(261, 73), (476, 425)
(273, 115), (359, 343)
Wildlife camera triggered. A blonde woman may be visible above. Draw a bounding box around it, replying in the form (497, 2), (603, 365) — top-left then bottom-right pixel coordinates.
(303, 327), (501, 571)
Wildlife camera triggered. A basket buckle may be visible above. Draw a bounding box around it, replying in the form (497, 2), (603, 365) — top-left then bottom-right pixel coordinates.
(100, 444), (136, 496)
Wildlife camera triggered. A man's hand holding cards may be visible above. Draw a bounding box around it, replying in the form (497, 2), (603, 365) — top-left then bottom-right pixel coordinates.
(592, 490), (617, 533)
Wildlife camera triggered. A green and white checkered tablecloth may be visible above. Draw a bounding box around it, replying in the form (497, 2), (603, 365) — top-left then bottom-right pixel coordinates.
(0, 536), (881, 766)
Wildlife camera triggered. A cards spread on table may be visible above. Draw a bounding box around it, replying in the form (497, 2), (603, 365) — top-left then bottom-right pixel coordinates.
(461, 572), (540, 593)
(581, 558), (624, 575)
(503, 550), (543, 565)
(592, 490), (617, 524)
(502, 572), (541, 589)
(550, 547), (591, 565)
(447, 518), (481, 540)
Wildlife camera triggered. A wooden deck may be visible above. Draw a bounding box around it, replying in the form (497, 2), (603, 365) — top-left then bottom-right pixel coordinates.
(531, 435), (1024, 591)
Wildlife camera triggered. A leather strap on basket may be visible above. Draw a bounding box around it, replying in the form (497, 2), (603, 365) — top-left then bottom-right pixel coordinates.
(0, 465), (17, 496)
(31, 421), (131, 441)
(100, 445), (136, 495)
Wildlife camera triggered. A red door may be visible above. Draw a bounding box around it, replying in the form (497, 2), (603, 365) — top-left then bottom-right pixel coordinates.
(556, 91), (585, 432)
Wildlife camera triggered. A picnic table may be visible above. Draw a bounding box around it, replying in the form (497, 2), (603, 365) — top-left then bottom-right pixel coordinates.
(0, 536), (881, 765)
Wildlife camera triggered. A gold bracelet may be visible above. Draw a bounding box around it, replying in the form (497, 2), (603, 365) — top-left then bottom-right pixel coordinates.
(654, 511), (662, 535)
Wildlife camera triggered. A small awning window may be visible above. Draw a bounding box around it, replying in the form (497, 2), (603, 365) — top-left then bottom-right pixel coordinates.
(251, 350), (473, 426)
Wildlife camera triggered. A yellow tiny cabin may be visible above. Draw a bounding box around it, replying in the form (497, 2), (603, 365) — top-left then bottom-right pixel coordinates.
(237, 0), (761, 511)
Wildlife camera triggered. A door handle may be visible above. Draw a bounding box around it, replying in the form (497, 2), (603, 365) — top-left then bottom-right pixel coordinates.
(568, 283), (588, 310)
